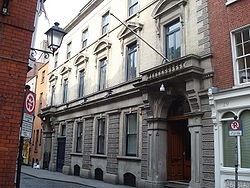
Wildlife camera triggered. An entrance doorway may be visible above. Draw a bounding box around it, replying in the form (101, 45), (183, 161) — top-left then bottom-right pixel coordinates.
(167, 119), (191, 181)
(56, 138), (66, 172)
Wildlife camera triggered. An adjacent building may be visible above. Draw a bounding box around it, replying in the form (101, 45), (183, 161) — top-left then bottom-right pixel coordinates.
(0, 0), (37, 187)
(29, 62), (49, 166)
(40, 0), (215, 187)
(208, 0), (250, 187)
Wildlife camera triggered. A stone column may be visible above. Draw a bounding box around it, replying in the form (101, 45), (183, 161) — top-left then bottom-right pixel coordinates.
(146, 118), (167, 188)
(188, 115), (202, 188)
(63, 119), (74, 175)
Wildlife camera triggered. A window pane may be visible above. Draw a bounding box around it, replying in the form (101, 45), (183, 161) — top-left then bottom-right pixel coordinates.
(128, 114), (137, 134)
(238, 58), (245, 70)
(244, 41), (250, 54)
(235, 32), (242, 44)
(240, 110), (250, 168)
(239, 70), (247, 83)
(243, 29), (250, 42)
(223, 121), (235, 167)
(246, 56), (250, 68)
(236, 45), (243, 57)
(99, 60), (106, 90)
(127, 135), (136, 155)
(98, 136), (104, 154)
(176, 30), (181, 58)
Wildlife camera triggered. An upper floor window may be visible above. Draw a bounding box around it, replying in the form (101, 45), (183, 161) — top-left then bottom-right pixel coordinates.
(51, 85), (55, 106)
(97, 118), (105, 154)
(233, 27), (250, 84)
(76, 122), (83, 153)
(54, 53), (58, 68)
(126, 42), (137, 81)
(66, 42), (72, 59)
(41, 70), (45, 83)
(126, 113), (138, 156)
(78, 70), (85, 98)
(98, 59), (107, 91)
(165, 20), (181, 61)
(128, 0), (138, 16)
(62, 79), (68, 103)
(38, 92), (43, 112)
(102, 12), (109, 35)
(82, 29), (88, 48)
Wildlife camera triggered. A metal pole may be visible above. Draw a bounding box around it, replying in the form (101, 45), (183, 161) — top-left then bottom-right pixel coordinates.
(16, 85), (30, 188)
(235, 136), (238, 188)
(110, 13), (170, 63)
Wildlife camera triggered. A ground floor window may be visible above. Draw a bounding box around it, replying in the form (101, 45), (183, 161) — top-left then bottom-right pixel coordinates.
(222, 110), (250, 168)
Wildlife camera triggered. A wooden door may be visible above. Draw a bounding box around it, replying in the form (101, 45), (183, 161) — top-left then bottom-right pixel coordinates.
(56, 138), (66, 172)
(167, 120), (191, 181)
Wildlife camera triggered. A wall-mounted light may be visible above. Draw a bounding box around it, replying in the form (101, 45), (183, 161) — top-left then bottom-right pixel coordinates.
(1, 0), (9, 16)
(30, 22), (67, 59)
(160, 84), (165, 92)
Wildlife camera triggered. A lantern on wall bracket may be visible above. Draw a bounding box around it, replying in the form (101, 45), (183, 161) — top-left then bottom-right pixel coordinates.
(30, 22), (67, 59)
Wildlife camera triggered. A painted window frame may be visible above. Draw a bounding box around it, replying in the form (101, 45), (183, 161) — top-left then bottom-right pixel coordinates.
(66, 42), (72, 59)
(231, 25), (250, 85)
(126, 41), (138, 81)
(78, 70), (85, 98)
(125, 113), (138, 156)
(75, 122), (83, 153)
(98, 58), (107, 91)
(101, 11), (109, 35)
(97, 118), (106, 154)
(62, 79), (68, 103)
(128, 0), (138, 16)
(38, 92), (43, 112)
(51, 85), (55, 106)
(82, 29), (88, 48)
(164, 19), (181, 61)
(41, 70), (45, 83)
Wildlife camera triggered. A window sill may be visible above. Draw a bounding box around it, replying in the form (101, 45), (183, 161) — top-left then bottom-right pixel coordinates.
(90, 154), (107, 159)
(225, 0), (239, 6)
(70, 152), (83, 156)
(117, 156), (141, 161)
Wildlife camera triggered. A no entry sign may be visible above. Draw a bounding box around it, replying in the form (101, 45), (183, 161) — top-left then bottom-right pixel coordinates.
(21, 91), (35, 138)
(228, 120), (243, 136)
(24, 91), (35, 114)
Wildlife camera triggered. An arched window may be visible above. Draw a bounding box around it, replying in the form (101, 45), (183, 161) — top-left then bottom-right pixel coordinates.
(95, 168), (103, 181)
(239, 110), (250, 168)
(74, 164), (80, 176)
(124, 173), (136, 187)
(221, 112), (235, 167)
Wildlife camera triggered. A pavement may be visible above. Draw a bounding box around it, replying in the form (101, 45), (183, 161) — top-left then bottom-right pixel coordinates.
(21, 165), (132, 188)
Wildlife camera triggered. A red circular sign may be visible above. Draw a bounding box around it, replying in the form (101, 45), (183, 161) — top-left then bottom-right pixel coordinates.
(24, 91), (35, 114)
(230, 120), (240, 130)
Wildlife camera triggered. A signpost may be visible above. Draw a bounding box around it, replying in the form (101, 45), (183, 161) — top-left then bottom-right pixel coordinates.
(228, 118), (243, 188)
(16, 87), (35, 188)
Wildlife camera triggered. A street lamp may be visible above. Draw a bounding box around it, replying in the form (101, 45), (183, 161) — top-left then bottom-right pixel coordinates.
(30, 22), (67, 58)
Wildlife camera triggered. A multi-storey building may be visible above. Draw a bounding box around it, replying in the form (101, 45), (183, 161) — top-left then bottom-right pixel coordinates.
(29, 62), (49, 166)
(0, 0), (37, 187)
(40, 0), (215, 187)
(208, 0), (250, 187)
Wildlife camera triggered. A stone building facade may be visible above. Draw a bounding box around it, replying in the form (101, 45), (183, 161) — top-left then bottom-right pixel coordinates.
(40, 0), (215, 187)
(208, 0), (250, 187)
(0, 0), (37, 187)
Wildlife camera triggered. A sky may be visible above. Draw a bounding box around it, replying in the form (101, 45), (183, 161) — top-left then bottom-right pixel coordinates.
(35, 0), (89, 48)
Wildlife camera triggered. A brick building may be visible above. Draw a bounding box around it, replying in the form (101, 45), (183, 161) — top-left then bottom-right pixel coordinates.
(208, 0), (250, 187)
(0, 0), (37, 187)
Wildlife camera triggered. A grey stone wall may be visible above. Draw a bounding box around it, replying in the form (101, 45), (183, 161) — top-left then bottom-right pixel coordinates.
(141, 109), (148, 179)
(82, 117), (93, 170)
(106, 113), (120, 174)
(196, 0), (211, 56)
(200, 96), (215, 188)
(64, 120), (74, 166)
